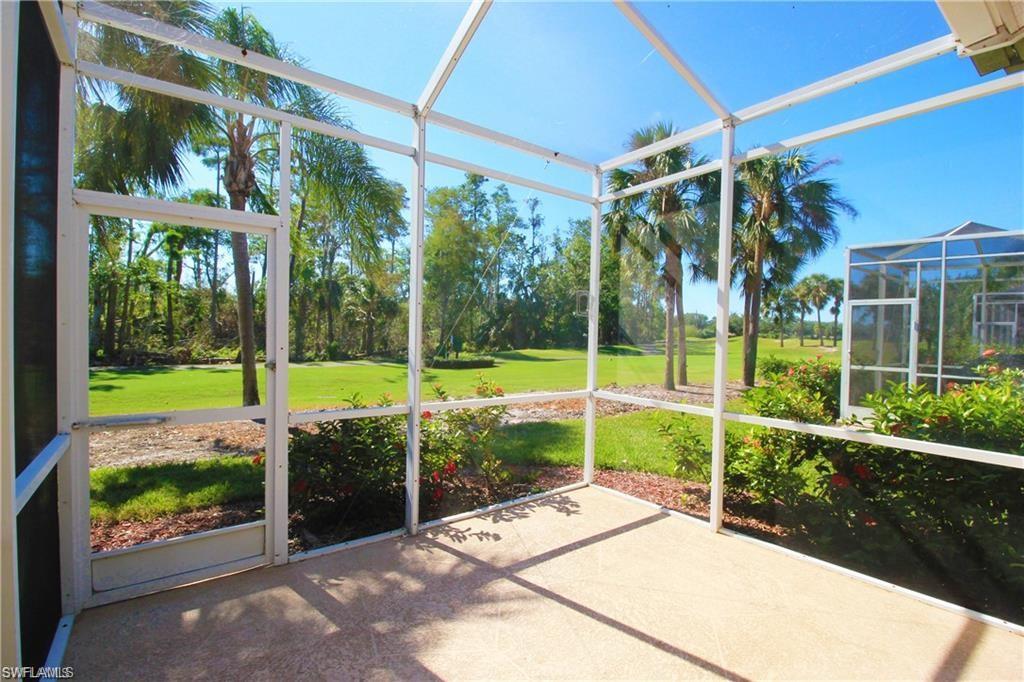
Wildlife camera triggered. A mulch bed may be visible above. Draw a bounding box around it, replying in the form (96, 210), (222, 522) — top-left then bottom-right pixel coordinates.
(90, 466), (787, 553)
(91, 501), (263, 552)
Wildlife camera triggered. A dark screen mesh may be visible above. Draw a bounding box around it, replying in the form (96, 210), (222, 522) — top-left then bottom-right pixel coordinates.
(14, 1), (63, 667)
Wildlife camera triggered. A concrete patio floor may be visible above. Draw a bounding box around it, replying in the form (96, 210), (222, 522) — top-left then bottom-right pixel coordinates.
(65, 487), (1022, 680)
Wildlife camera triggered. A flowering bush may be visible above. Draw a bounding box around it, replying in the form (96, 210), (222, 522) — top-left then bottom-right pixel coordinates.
(287, 376), (518, 547)
(288, 396), (407, 545)
(419, 375), (510, 516)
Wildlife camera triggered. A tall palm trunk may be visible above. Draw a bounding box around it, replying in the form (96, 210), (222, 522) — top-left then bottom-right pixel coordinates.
(672, 249), (687, 386)
(663, 269), (675, 391)
(778, 311), (785, 347)
(103, 279), (118, 361)
(742, 243), (765, 387)
(832, 311), (839, 347)
(817, 309), (824, 346)
(226, 115), (260, 406)
(798, 310), (806, 346)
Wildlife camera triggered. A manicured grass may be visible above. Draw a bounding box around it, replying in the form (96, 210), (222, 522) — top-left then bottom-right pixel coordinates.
(495, 400), (753, 477)
(89, 337), (835, 415)
(90, 456), (264, 523)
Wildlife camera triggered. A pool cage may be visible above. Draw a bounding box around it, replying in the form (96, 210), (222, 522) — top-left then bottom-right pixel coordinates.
(842, 223), (1024, 417)
(2, 0), (1024, 667)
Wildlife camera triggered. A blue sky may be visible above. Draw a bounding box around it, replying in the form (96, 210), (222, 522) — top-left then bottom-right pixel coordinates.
(197, 1), (1024, 317)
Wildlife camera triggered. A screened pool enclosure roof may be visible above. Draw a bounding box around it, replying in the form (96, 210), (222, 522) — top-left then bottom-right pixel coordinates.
(4, 0), (1024, 672)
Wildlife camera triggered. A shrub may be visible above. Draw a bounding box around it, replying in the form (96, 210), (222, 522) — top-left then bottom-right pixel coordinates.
(287, 375), (518, 546)
(288, 396), (407, 544)
(747, 355), (841, 420)
(728, 356), (1024, 619)
(658, 416), (711, 483)
(428, 354), (495, 370)
(419, 376), (510, 514)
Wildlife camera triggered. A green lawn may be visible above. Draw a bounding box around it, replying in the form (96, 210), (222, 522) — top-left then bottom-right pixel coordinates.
(495, 399), (753, 477)
(89, 337), (835, 415)
(91, 456), (264, 523)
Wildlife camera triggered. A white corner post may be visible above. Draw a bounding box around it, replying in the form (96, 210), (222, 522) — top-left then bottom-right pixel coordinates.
(710, 122), (735, 532)
(0, 0), (21, 666)
(56, 5), (89, 613)
(405, 114), (427, 535)
(583, 173), (602, 483)
(269, 122), (291, 565)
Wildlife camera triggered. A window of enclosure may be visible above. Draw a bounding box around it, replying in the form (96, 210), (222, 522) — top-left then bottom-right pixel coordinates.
(420, 164), (591, 401)
(593, 402), (713, 524)
(597, 143), (723, 396)
(86, 221), (269, 416)
(287, 142), (412, 412)
(88, 419), (267, 553)
(418, 399), (585, 524)
(287, 414), (406, 554)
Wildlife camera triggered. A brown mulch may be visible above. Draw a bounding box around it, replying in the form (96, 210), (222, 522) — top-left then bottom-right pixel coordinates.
(91, 501), (263, 552)
(590, 469), (788, 537)
(91, 466), (785, 553)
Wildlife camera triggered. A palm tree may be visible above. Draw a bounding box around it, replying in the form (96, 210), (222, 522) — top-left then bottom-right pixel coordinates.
(802, 273), (831, 346)
(763, 287), (796, 347)
(827, 276), (844, 347)
(735, 150), (856, 384)
(793, 279), (812, 347)
(605, 123), (712, 389)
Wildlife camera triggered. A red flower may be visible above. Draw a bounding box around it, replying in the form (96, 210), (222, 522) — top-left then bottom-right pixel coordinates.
(251, 453), (265, 466)
(859, 512), (878, 528)
(470, 434), (478, 444)
(987, 364), (1001, 375)
(787, 368), (795, 376)
(494, 386), (504, 396)
(830, 473), (851, 489)
(852, 463), (872, 480)
(431, 470), (441, 483)
(444, 460), (457, 476)
(945, 381), (957, 391)
(432, 487), (444, 502)
(421, 410), (433, 420)
(890, 423), (905, 437)
(982, 348), (997, 358)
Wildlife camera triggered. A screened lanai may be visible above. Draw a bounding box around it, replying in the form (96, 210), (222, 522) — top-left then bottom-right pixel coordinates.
(2, 0), (1023, 677)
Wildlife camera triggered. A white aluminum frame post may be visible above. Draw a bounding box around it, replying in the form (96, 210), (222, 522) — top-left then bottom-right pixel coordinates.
(710, 123), (735, 531)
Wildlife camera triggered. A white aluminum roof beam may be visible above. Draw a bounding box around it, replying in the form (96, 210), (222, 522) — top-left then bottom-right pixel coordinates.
(77, 1), (416, 117)
(428, 111), (597, 173)
(734, 34), (958, 123)
(425, 152), (594, 205)
(417, 0), (492, 115)
(78, 61), (416, 158)
(599, 118), (722, 172)
(598, 159), (722, 203)
(613, 0), (730, 120)
(38, 0), (74, 65)
(734, 72), (1024, 164)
